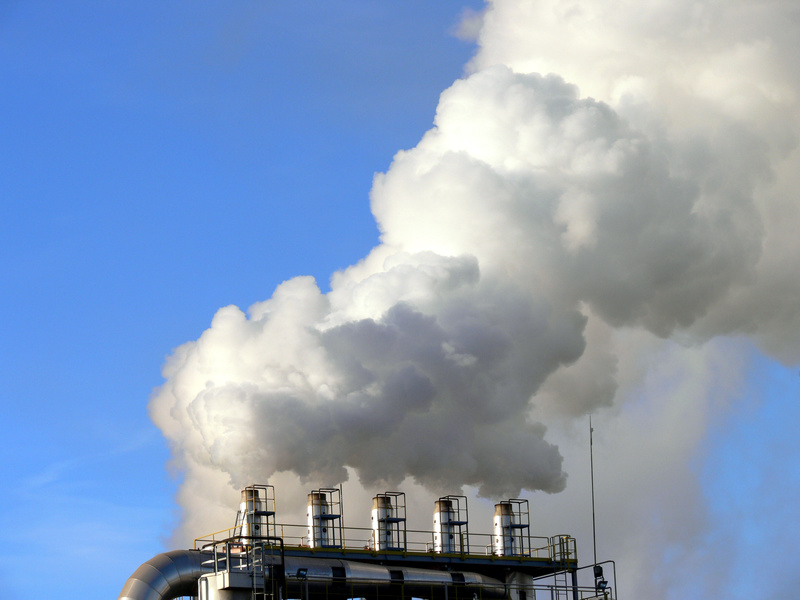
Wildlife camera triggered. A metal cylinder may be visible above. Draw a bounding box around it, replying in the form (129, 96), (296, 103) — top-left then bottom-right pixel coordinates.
(493, 502), (516, 556)
(239, 487), (267, 540)
(371, 495), (394, 550)
(433, 499), (456, 553)
(123, 552), (507, 600)
(307, 492), (330, 548)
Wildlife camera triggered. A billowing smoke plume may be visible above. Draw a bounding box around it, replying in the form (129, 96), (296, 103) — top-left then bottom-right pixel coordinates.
(151, 1), (800, 596)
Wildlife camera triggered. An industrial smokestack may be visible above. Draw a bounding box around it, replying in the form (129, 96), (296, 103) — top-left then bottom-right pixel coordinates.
(493, 502), (515, 556)
(307, 492), (330, 548)
(433, 496), (467, 554)
(236, 484), (275, 542)
(492, 499), (529, 557)
(371, 493), (406, 551)
(372, 495), (393, 550)
(432, 498), (455, 554)
(307, 489), (342, 549)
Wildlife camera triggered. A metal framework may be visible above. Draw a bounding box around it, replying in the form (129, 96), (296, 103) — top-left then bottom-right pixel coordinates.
(118, 484), (618, 600)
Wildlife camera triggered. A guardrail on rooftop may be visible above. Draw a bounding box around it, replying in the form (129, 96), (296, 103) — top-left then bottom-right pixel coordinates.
(196, 522), (572, 563)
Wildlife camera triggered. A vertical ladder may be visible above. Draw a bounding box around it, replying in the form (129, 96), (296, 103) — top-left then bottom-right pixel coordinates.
(250, 538), (285, 600)
(549, 536), (577, 600)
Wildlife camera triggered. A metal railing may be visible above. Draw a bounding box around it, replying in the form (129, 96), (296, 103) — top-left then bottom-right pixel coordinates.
(196, 523), (574, 565)
(200, 536), (284, 573)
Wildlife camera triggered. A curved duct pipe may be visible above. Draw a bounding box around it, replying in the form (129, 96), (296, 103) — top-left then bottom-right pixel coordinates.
(117, 549), (213, 600)
(119, 550), (507, 600)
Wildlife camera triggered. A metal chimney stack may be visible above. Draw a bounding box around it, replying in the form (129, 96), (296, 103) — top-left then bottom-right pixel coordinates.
(371, 492), (406, 551)
(235, 484), (275, 542)
(433, 499), (454, 553)
(492, 499), (530, 557)
(433, 495), (468, 553)
(306, 488), (343, 548)
(372, 495), (393, 550)
(493, 501), (515, 556)
(307, 492), (329, 547)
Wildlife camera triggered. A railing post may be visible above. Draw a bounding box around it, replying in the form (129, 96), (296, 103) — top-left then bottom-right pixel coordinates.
(571, 569), (579, 600)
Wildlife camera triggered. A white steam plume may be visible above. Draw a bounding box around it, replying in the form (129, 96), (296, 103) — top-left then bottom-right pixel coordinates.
(151, 1), (800, 596)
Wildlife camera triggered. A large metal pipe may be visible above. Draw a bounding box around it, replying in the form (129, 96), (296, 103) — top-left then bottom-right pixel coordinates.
(282, 555), (505, 593)
(117, 549), (213, 600)
(198, 555), (506, 600)
(120, 548), (508, 600)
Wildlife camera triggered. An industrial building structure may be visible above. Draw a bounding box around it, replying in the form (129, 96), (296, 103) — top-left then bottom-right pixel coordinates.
(118, 484), (616, 600)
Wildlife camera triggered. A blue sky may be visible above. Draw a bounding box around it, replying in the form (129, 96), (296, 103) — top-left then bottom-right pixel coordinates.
(2, 3), (799, 600)
(0, 2), (481, 597)
(694, 356), (800, 598)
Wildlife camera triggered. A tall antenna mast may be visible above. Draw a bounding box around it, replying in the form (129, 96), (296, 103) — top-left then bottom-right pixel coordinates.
(590, 414), (597, 565)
